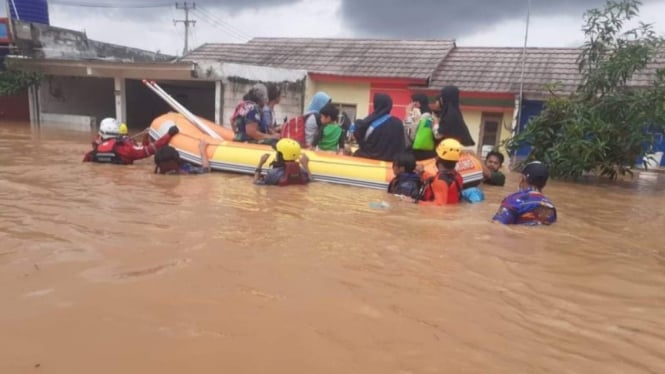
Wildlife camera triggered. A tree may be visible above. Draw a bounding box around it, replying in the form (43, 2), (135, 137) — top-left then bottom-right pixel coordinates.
(507, 0), (665, 179)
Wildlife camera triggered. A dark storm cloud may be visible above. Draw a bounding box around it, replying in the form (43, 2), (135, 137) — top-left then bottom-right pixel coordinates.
(339, 0), (665, 38)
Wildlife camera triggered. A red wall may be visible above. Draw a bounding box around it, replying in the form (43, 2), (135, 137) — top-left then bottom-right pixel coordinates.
(0, 90), (30, 121)
(369, 83), (413, 120)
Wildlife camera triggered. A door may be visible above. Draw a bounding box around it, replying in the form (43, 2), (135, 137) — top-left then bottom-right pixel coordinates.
(478, 113), (503, 157)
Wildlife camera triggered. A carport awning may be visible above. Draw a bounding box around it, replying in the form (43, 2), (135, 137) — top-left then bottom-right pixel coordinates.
(5, 57), (196, 80)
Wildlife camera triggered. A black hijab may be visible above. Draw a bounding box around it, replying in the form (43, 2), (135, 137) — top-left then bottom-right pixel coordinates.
(411, 93), (431, 114)
(354, 93), (393, 141)
(438, 86), (475, 146)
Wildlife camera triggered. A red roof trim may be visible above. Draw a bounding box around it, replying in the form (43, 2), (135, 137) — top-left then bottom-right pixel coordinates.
(310, 73), (427, 86)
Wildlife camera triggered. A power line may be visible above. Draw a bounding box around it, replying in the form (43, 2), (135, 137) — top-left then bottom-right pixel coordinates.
(195, 5), (252, 41)
(174, 2), (196, 56)
(49, 1), (172, 8)
(192, 9), (248, 42)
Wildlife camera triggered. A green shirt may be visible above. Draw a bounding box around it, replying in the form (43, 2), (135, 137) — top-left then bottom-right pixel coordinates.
(317, 123), (344, 151)
(484, 170), (506, 186)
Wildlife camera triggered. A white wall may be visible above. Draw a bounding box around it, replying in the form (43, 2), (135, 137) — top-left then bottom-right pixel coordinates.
(221, 80), (304, 127)
(38, 76), (115, 127)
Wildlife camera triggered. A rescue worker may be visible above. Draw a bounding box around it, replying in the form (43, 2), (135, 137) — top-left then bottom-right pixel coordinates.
(254, 138), (311, 186)
(417, 138), (464, 205)
(83, 117), (178, 164)
(492, 161), (557, 225)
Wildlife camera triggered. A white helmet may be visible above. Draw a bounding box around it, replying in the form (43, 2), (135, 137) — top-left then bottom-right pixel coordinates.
(99, 117), (121, 139)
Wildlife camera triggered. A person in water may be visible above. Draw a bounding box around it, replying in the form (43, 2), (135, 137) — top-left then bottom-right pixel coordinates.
(387, 152), (423, 200)
(408, 93), (437, 160)
(492, 161), (557, 225)
(232, 84), (280, 145)
(304, 91), (332, 148)
(83, 117), (178, 164)
(312, 103), (345, 153)
(483, 150), (506, 186)
(418, 138), (464, 205)
(262, 83), (282, 134)
(154, 140), (211, 175)
(353, 93), (405, 161)
(434, 86), (476, 147)
(254, 138), (311, 186)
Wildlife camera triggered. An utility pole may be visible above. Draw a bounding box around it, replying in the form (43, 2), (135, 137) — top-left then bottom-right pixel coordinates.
(174, 2), (196, 56)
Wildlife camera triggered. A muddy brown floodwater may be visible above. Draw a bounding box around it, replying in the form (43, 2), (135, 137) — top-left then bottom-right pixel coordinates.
(1, 122), (664, 374)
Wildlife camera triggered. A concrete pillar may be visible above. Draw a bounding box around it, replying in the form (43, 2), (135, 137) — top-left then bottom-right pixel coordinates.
(214, 80), (222, 125)
(114, 77), (126, 123)
(28, 85), (40, 127)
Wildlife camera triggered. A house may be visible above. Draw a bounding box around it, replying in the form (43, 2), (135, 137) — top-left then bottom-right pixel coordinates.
(184, 38), (455, 123)
(428, 47), (582, 158)
(5, 20), (307, 132)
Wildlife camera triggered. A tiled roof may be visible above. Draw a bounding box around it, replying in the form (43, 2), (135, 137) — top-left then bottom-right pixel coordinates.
(185, 38), (455, 80)
(429, 47), (665, 98)
(429, 47), (581, 97)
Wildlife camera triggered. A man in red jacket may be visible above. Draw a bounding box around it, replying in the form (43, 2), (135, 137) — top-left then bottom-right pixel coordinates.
(83, 117), (178, 164)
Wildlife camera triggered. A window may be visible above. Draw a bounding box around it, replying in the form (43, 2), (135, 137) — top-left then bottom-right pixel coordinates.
(331, 102), (357, 124)
(478, 113), (503, 157)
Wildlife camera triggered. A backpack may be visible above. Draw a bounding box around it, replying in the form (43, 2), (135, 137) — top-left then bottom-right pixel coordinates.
(281, 113), (320, 147)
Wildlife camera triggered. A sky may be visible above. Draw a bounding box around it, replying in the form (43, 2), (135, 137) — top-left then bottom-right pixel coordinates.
(2, 0), (665, 56)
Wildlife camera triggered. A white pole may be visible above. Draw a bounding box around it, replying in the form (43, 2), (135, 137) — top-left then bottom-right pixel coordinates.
(516, 0), (531, 135)
(143, 80), (221, 139)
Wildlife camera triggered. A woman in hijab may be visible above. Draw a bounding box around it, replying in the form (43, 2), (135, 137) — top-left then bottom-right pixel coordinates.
(435, 86), (476, 147)
(304, 91), (332, 148)
(353, 93), (405, 161)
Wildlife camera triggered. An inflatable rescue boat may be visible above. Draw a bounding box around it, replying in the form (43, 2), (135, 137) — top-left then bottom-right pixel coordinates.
(149, 112), (484, 189)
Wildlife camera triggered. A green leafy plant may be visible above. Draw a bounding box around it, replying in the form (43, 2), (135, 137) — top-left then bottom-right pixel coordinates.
(0, 69), (44, 96)
(507, 0), (665, 179)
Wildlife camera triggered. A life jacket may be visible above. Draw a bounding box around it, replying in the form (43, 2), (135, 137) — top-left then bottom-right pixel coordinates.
(278, 161), (308, 186)
(419, 170), (462, 204)
(90, 138), (124, 164)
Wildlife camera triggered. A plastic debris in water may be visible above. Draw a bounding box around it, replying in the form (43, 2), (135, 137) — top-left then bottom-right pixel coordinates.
(368, 201), (391, 209)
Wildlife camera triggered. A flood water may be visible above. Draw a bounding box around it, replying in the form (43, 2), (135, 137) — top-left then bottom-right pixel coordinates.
(1, 122), (664, 374)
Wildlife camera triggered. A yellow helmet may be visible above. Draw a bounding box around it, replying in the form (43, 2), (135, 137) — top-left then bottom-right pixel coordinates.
(275, 138), (301, 161)
(119, 123), (128, 135)
(436, 138), (462, 161)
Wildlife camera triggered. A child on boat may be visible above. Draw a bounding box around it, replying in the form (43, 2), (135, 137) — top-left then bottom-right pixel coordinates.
(483, 150), (506, 186)
(154, 140), (211, 175)
(417, 139), (464, 205)
(312, 103), (345, 153)
(387, 152), (423, 200)
(254, 138), (311, 186)
(492, 161), (557, 225)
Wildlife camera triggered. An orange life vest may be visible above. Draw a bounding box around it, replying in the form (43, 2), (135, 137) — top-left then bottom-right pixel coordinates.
(278, 161), (309, 186)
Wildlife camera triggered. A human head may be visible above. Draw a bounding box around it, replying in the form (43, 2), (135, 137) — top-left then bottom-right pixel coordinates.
(411, 93), (431, 114)
(435, 138), (461, 170)
(275, 138), (301, 162)
(439, 85), (461, 109)
(307, 91), (332, 113)
(485, 151), (504, 172)
(267, 83), (282, 104)
(154, 145), (182, 174)
(244, 83), (268, 106)
(521, 161), (549, 190)
(372, 93), (393, 115)
(319, 103), (339, 125)
(392, 152), (417, 174)
(98, 117), (121, 140)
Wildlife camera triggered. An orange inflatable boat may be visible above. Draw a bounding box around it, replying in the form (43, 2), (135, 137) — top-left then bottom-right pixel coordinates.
(149, 112), (484, 189)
